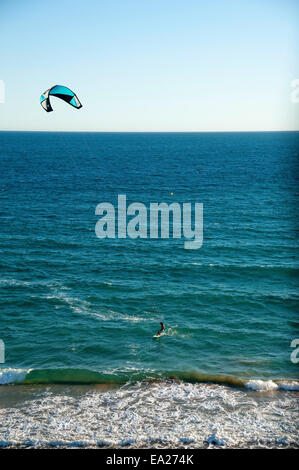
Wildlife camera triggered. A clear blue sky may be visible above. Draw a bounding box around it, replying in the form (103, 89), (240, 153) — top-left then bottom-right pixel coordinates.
(0, 0), (298, 131)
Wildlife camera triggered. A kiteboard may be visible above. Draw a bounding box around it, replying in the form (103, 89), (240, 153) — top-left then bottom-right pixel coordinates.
(153, 332), (165, 339)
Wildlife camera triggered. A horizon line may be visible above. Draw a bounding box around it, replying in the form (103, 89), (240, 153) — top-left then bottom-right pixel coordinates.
(0, 129), (299, 133)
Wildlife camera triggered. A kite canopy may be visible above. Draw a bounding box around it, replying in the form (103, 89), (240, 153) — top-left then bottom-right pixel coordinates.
(40, 85), (82, 112)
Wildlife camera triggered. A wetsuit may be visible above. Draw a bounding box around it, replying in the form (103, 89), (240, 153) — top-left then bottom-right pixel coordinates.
(157, 322), (165, 336)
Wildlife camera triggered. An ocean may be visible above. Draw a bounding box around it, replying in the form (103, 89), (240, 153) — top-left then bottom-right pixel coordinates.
(0, 131), (298, 448)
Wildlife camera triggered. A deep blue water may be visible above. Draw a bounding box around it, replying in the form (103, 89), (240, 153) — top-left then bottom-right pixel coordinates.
(0, 131), (298, 385)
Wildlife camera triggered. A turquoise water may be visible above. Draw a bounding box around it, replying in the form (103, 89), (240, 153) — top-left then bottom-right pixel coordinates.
(0, 131), (298, 385)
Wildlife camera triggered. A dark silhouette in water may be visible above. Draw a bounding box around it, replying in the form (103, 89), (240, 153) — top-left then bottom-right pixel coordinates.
(156, 322), (165, 336)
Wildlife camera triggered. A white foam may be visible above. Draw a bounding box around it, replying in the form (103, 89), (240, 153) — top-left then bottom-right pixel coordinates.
(47, 288), (155, 323)
(0, 278), (65, 289)
(0, 278), (31, 287)
(244, 380), (279, 391)
(277, 381), (299, 391)
(0, 368), (29, 385)
(244, 380), (278, 391)
(164, 327), (190, 339)
(245, 379), (278, 391)
(0, 381), (297, 448)
(245, 379), (299, 392)
(90, 309), (156, 323)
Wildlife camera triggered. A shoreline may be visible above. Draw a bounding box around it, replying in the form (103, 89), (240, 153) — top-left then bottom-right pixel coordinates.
(0, 367), (298, 392)
(0, 381), (298, 449)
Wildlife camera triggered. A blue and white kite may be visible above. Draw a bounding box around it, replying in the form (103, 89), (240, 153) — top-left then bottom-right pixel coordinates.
(40, 85), (82, 112)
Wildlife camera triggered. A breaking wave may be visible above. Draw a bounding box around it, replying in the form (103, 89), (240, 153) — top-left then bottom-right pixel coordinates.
(1, 367), (298, 391)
